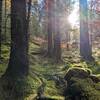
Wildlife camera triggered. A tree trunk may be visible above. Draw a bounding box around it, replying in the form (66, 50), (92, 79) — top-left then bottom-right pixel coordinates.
(4, 0), (29, 77)
(26, 0), (32, 33)
(53, 0), (61, 63)
(47, 0), (53, 57)
(0, 0), (2, 59)
(54, 18), (61, 63)
(4, 0), (7, 43)
(79, 0), (93, 61)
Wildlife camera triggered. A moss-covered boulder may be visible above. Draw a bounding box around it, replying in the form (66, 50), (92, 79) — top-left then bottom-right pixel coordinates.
(64, 67), (91, 82)
(64, 67), (100, 100)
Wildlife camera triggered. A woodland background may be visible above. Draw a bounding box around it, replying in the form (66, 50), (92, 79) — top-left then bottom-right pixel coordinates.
(0, 0), (100, 100)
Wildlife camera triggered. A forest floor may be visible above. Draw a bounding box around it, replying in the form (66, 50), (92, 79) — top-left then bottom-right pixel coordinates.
(0, 38), (100, 100)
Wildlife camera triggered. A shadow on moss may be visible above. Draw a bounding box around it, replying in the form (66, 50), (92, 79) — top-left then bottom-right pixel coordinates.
(0, 76), (34, 100)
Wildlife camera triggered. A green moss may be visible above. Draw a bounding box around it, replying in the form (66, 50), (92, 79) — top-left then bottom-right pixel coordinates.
(0, 75), (36, 100)
(0, 44), (10, 77)
(65, 77), (100, 100)
(0, 64), (7, 76)
(45, 81), (58, 96)
(1, 42), (100, 100)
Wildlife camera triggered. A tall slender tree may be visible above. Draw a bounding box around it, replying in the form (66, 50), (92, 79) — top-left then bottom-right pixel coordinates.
(4, 0), (29, 77)
(53, 0), (61, 62)
(0, 0), (3, 59)
(79, 0), (93, 61)
(46, 0), (53, 57)
(4, 0), (7, 42)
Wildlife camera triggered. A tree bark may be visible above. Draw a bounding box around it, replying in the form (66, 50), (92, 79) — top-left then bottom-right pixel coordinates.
(0, 0), (3, 59)
(79, 0), (93, 61)
(46, 0), (53, 57)
(4, 0), (7, 43)
(54, 18), (61, 63)
(4, 0), (29, 77)
(53, 0), (61, 63)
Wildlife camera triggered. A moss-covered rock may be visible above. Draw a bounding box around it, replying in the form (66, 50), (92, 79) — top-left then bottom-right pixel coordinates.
(64, 67), (100, 100)
(64, 67), (91, 82)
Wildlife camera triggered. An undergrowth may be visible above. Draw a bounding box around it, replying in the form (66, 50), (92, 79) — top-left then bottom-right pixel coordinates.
(0, 42), (100, 100)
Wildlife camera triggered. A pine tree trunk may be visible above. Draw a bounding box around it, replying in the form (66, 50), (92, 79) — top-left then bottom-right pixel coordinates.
(4, 0), (7, 43)
(53, 0), (61, 63)
(79, 0), (93, 61)
(4, 0), (29, 77)
(47, 0), (53, 57)
(0, 0), (2, 59)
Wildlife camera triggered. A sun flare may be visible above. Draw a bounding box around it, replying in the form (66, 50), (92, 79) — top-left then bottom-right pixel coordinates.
(68, 2), (79, 27)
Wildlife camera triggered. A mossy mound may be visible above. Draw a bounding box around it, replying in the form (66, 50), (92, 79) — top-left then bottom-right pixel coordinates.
(64, 67), (91, 81)
(0, 75), (35, 100)
(64, 67), (100, 100)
